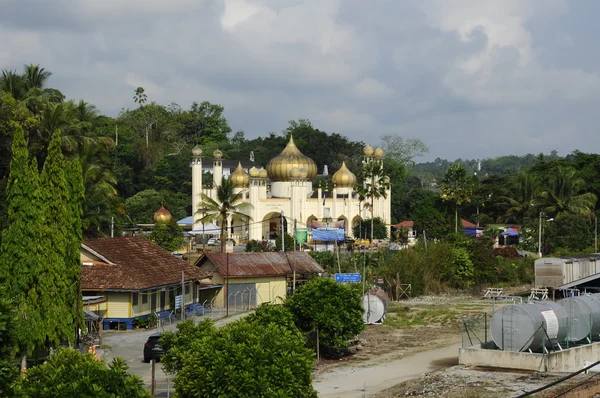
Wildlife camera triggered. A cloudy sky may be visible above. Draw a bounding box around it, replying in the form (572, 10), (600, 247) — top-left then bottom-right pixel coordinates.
(1, 0), (599, 161)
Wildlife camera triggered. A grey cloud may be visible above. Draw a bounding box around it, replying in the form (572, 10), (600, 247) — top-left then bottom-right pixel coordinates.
(1, 0), (600, 161)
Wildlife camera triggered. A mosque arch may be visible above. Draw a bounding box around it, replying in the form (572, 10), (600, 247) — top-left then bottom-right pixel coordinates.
(262, 212), (286, 241)
(337, 214), (349, 236)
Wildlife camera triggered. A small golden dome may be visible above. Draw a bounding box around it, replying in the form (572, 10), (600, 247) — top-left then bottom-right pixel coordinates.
(266, 135), (317, 181)
(363, 145), (374, 156)
(249, 166), (259, 177)
(258, 167), (268, 178)
(229, 162), (249, 187)
(383, 176), (391, 184)
(192, 145), (202, 157)
(331, 161), (357, 188)
(213, 149), (223, 159)
(299, 169), (308, 179)
(153, 205), (172, 223)
(374, 147), (384, 159)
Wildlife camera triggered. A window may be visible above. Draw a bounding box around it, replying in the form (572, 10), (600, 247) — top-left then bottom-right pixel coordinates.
(151, 291), (157, 311)
(185, 285), (190, 295)
(160, 290), (166, 309)
(132, 293), (138, 306)
(142, 292), (148, 305)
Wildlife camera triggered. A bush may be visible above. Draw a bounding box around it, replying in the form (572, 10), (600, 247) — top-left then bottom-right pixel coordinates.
(285, 277), (364, 358)
(245, 239), (273, 252)
(161, 317), (316, 397)
(15, 347), (150, 397)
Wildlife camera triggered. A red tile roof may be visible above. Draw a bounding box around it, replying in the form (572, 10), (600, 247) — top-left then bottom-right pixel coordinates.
(81, 236), (210, 291)
(392, 221), (414, 228)
(198, 252), (324, 278)
(461, 219), (479, 228)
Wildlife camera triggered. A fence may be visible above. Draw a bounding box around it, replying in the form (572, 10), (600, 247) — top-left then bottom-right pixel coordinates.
(462, 313), (489, 348)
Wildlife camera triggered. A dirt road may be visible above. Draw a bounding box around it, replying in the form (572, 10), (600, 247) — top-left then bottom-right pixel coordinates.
(314, 344), (459, 397)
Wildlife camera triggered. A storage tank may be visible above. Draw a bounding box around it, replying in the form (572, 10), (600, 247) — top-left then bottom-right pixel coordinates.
(491, 301), (568, 352)
(560, 295), (600, 342)
(363, 287), (388, 324)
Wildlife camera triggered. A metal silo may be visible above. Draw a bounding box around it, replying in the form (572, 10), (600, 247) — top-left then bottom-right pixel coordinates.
(560, 295), (600, 342)
(490, 301), (568, 352)
(363, 287), (388, 324)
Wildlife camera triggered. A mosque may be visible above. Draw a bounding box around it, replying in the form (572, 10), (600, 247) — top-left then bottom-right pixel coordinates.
(190, 136), (391, 243)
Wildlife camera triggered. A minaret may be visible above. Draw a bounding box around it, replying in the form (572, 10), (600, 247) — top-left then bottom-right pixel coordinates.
(191, 146), (203, 229)
(213, 149), (223, 187)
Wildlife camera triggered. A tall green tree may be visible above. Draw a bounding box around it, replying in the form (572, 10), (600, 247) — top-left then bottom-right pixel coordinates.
(65, 158), (84, 340)
(39, 129), (75, 347)
(440, 163), (473, 233)
(197, 177), (251, 253)
(0, 122), (45, 366)
(149, 219), (186, 253)
(502, 172), (541, 224)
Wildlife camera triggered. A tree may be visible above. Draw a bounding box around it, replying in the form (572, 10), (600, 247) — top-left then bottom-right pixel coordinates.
(22, 64), (52, 91)
(440, 163), (473, 233)
(149, 219), (186, 252)
(197, 177), (251, 253)
(133, 87), (147, 107)
(380, 134), (428, 165)
(352, 217), (387, 240)
(275, 232), (295, 252)
(286, 277), (364, 358)
(0, 70), (25, 100)
(502, 172), (541, 224)
(539, 167), (597, 219)
(0, 123), (46, 366)
(357, 158), (389, 243)
(0, 290), (18, 396)
(161, 317), (317, 398)
(39, 129), (76, 347)
(17, 347), (150, 397)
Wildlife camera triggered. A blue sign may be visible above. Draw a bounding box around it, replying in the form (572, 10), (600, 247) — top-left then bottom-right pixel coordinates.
(335, 273), (361, 283)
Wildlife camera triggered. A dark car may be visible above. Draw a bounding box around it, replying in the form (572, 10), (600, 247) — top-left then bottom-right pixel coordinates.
(143, 333), (165, 363)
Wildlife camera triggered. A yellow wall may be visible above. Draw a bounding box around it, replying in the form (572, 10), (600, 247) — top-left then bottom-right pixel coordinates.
(212, 275), (287, 308)
(106, 292), (130, 318)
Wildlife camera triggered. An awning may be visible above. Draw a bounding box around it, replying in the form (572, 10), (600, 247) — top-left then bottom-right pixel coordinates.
(189, 223), (222, 235)
(84, 308), (101, 321)
(199, 284), (223, 291)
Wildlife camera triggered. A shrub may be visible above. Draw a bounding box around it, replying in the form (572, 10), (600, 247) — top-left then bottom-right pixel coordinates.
(285, 277), (364, 358)
(16, 347), (150, 397)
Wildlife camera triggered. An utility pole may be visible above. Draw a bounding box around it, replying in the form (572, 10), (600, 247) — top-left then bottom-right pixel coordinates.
(226, 252), (229, 317)
(595, 215), (598, 253)
(538, 211), (543, 257)
(110, 216), (114, 238)
(181, 270), (185, 321)
(281, 210), (285, 252)
(294, 218), (297, 251)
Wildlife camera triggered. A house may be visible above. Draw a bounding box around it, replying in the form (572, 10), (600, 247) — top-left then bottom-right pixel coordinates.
(392, 219), (485, 243)
(81, 236), (212, 330)
(195, 252), (324, 308)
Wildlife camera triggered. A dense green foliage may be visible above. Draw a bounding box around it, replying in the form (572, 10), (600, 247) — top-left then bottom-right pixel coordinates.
(149, 219), (187, 252)
(286, 278), (364, 357)
(352, 217), (387, 240)
(13, 347), (150, 398)
(161, 313), (317, 398)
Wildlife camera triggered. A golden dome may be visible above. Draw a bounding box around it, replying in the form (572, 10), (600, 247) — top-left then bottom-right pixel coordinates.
(266, 135), (317, 181)
(290, 168), (303, 179)
(229, 162), (249, 187)
(153, 205), (172, 223)
(374, 147), (384, 159)
(383, 176), (391, 184)
(192, 145), (202, 157)
(363, 145), (374, 156)
(258, 167), (268, 178)
(331, 161), (357, 188)
(213, 149), (223, 159)
(249, 166), (259, 177)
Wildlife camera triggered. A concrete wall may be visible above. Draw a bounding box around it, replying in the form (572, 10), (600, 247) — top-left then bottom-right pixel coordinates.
(460, 341), (600, 373)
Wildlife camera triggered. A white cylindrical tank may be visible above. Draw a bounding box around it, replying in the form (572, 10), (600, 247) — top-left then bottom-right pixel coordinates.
(560, 295), (600, 342)
(363, 287), (388, 324)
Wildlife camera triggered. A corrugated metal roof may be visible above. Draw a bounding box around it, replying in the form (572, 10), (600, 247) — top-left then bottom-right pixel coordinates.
(81, 237), (210, 291)
(199, 252), (324, 277)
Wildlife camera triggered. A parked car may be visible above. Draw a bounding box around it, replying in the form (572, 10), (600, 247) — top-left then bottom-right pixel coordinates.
(206, 238), (220, 246)
(143, 333), (165, 363)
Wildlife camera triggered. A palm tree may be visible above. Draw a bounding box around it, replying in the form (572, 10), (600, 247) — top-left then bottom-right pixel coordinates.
(539, 167), (597, 218)
(197, 177), (252, 253)
(440, 163), (473, 233)
(503, 172), (542, 223)
(357, 159), (389, 243)
(0, 70), (26, 99)
(22, 64), (52, 91)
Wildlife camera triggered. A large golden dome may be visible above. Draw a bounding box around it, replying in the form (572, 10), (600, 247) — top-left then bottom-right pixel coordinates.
(331, 161), (357, 188)
(266, 135), (317, 181)
(229, 162), (249, 187)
